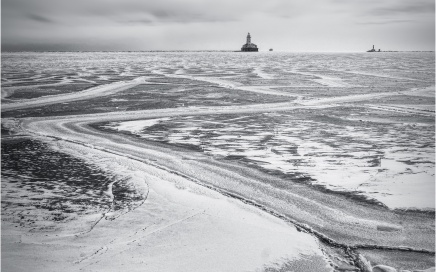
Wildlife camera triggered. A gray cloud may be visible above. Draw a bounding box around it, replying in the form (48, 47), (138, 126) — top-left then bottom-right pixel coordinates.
(356, 19), (416, 25)
(327, 0), (434, 17)
(369, 1), (435, 16)
(27, 13), (54, 23)
(355, 0), (434, 18)
(121, 18), (154, 25)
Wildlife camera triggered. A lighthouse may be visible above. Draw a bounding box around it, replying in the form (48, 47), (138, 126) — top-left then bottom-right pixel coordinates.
(367, 45), (381, 52)
(246, 33), (251, 44)
(241, 32), (258, 52)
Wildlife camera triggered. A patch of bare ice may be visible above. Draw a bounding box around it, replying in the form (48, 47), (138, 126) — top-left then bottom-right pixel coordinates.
(253, 67), (275, 79)
(290, 70), (355, 88)
(105, 118), (170, 133)
(2, 77), (147, 111)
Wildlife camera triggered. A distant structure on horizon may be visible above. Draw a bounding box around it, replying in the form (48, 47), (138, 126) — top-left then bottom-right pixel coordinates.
(269, 48), (273, 51)
(367, 45), (381, 52)
(241, 33), (258, 52)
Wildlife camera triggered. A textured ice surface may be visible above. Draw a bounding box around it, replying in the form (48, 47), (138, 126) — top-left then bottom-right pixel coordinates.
(106, 107), (434, 209)
(2, 51), (435, 271)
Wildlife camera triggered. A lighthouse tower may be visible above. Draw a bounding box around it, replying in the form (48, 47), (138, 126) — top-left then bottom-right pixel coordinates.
(241, 32), (258, 52)
(367, 45), (377, 52)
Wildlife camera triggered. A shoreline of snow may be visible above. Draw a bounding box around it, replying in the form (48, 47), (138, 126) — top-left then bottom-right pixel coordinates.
(2, 135), (332, 272)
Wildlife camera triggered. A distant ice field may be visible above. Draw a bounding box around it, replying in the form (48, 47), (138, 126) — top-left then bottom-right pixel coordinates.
(3, 51), (434, 210)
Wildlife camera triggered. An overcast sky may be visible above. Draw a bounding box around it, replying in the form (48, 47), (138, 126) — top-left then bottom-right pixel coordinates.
(2, 0), (435, 52)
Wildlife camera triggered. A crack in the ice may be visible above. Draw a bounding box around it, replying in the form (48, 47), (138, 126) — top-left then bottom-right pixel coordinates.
(73, 175), (148, 237)
(75, 212), (203, 269)
(74, 246), (108, 264)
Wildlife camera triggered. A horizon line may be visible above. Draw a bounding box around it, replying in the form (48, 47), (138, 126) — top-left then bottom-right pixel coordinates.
(1, 50), (434, 53)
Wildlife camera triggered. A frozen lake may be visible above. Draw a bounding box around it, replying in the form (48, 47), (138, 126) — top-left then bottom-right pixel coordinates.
(2, 51), (435, 271)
